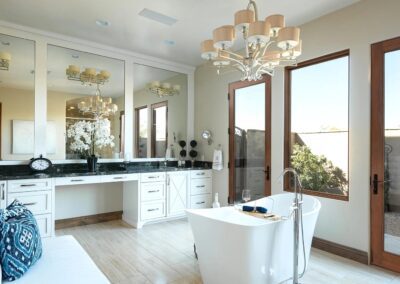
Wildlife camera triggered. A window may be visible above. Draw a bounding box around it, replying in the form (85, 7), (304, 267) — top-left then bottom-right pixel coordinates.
(135, 106), (148, 158)
(284, 50), (349, 200)
(151, 101), (168, 158)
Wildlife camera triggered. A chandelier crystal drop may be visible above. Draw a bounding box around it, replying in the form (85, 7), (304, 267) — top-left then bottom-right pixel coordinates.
(77, 84), (118, 118)
(148, 81), (181, 98)
(200, 0), (302, 81)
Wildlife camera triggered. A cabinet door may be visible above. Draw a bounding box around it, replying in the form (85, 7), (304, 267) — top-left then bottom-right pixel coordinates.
(167, 172), (188, 217)
(0, 182), (6, 209)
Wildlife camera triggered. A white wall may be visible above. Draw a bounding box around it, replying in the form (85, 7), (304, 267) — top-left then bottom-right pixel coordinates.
(194, 0), (400, 253)
(55, 183), (123, 220)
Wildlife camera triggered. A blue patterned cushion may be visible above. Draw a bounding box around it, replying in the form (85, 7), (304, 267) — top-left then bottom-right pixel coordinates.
(0, 200), (42, 281)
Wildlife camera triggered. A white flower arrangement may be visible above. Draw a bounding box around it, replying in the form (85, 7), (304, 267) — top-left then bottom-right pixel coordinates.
(67, 119), (115, 157)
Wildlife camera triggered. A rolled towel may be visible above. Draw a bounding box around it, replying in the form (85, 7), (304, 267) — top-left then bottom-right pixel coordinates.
(212, 149), (223, 171)
(242, 206), (268, 214)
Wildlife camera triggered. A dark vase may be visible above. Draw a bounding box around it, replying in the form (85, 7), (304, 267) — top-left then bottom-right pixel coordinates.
(87, 155), (98, 172)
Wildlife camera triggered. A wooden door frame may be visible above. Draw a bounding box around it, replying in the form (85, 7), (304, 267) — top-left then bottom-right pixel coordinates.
(228, 75), (272, 204)
(135, 105), (148, 158)
(371, 36), (400, 273)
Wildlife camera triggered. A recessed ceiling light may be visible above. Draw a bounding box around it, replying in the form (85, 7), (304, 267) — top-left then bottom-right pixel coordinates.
(1, 41), (10, 46)
(163, 39), (175, 46)
(139, 8), (178, 26)
(96, 19), (111, 27)
(72, 54), (79, 59)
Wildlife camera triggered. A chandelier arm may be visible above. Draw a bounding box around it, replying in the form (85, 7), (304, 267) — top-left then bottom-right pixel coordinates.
(247, 0), (259, 21)
(220, 55), (247, 70)
(220, 49), (244, 60)
(259, 41), (275, 59)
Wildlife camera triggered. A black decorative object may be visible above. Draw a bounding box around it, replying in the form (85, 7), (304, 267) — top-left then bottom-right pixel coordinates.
(87, 155), (98, 172)
(189, 150), (198, 159)
(180, 149), (187, 158)
(179, 140), (186, 148)
(29, 155), (52, 172)
(189, 140), (198, 168)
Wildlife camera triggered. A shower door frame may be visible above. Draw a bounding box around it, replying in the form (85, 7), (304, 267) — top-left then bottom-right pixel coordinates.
(228, 75), (272, 204)
(370, 36), (400, 273)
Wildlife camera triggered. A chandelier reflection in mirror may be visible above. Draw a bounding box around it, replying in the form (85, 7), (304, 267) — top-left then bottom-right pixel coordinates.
(0, 51), (11, 71)
(200, 0), (302, 81)
(148, 81), (180, 98)
(66, 65), (110, 86)
(77, 84), (118, 119)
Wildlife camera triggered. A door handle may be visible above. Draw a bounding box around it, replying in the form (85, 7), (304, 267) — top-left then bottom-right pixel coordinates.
(264, 166), (270, 181)
(372, 174), (391, 194)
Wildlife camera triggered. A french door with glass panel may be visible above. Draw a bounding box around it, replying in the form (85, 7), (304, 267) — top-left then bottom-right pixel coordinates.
(371, 36), (400, 272)
(228, 76), (271, 204)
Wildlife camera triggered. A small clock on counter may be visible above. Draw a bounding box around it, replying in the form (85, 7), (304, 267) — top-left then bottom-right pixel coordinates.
(29, 155), (53, 172)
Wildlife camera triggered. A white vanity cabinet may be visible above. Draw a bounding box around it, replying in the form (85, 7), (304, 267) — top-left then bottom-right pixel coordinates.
(6, 179), (54, 238)
(0, 181), (6, 209)
(167, 171), (188, 217)
(123, 169), (212, 228)
(190, 170), (212, 209)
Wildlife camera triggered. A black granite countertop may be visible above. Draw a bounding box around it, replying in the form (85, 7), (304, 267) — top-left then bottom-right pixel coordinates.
(0, 160), (212, 181)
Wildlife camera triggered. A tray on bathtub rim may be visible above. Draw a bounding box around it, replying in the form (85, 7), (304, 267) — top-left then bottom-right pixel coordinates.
(238, 209), (282, 221)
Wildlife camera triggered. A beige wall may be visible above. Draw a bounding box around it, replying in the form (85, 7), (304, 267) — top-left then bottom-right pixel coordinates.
(194, 0), (400, 253)
(0, 87), (35, 160)
(134, 74), (188, 158)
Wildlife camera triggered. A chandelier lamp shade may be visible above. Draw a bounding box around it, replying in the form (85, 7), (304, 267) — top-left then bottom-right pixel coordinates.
(0, 51), (11, 71)
(148, 81), (181, 98)
(200, 0), (302, 81)
(66, 65), (111, 86)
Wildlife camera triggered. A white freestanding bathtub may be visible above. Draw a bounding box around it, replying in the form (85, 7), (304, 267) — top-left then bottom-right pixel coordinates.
(186, 193), (321, 284)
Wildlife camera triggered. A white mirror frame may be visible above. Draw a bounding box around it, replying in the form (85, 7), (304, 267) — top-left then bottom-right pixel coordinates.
(0, 21), (195, 164)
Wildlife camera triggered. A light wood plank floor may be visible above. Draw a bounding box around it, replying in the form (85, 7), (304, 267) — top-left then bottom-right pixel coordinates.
(56, 219), (400, 284)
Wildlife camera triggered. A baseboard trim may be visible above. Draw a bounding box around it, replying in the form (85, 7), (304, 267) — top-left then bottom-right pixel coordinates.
(312, 237), (369, 265)
(55, 211), (123, 230)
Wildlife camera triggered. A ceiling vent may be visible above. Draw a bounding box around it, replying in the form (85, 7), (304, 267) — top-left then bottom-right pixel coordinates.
(138, 8), (178, 26)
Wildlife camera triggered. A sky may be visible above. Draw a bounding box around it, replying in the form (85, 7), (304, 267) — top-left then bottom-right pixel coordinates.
(385, 50), (400, 129)
(291, 56), (349, 133)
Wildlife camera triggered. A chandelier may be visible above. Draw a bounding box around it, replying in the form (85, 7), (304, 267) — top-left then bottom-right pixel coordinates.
(200, 0), (302, 81)
(148, 81), (181, 98)
(77, 84), (118, 118)
(0, 51), (11, 71)
(66, 65), (110, 86)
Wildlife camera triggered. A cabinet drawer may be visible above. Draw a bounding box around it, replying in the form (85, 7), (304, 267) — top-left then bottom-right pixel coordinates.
(191, 178), (212, 195)
(141, 182), (165, 202)
(141, 172), (166, 183)
(8, 191), (52, 215)
(55, 176), (100, 186)
(141, 201), (165, 221)
(101, 174), (139, 183)
(190, 194), (212, 209)
(35, 214), (52, 238)
(190, 170), (212, 179)
(8, 179), (52, 193)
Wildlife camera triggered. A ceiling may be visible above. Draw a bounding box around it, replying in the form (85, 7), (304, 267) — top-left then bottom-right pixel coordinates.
(0, 0), (359, 66)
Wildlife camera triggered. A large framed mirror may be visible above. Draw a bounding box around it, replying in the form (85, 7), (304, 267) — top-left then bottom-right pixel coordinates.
(133, 64), (187, 158)
(0, 34), (35, 161)
(47, 45), (125, 160)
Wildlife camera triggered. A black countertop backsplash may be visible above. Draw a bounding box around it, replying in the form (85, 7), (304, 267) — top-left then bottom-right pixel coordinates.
(0, 160), (213, 181)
